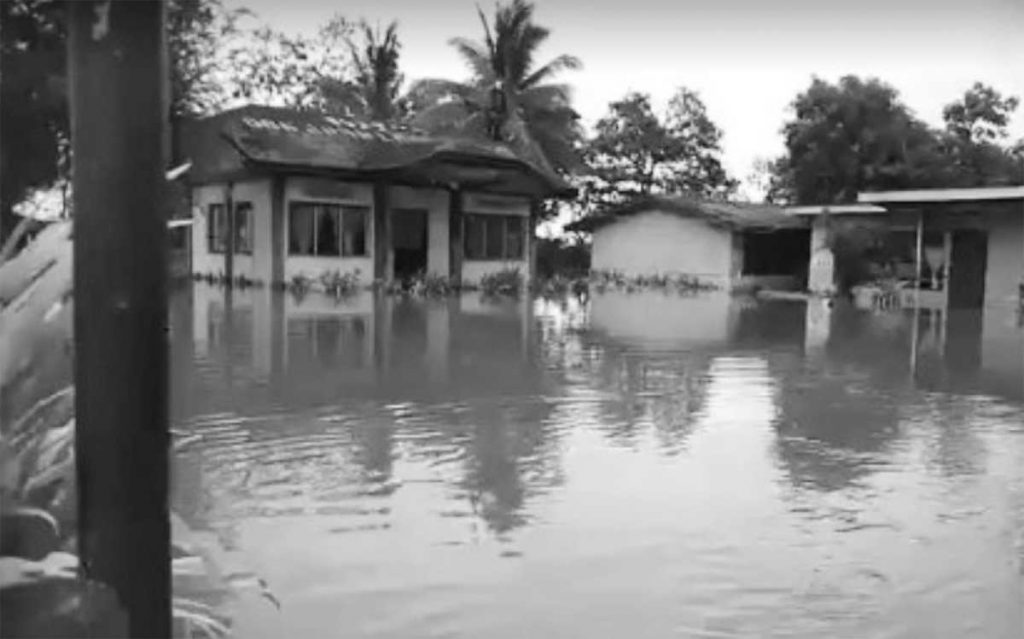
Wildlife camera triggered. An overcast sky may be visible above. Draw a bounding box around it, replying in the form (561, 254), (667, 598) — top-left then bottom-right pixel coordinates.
(235, 0), (1024, 201)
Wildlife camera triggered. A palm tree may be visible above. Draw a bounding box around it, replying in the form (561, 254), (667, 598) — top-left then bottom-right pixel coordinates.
(318, 20), (410, 123)
(408, 0), (585, 175)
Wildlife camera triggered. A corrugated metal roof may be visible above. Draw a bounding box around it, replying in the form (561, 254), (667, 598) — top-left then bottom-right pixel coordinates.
(565, 195), (808, 233)
(183, 105), (574, 198)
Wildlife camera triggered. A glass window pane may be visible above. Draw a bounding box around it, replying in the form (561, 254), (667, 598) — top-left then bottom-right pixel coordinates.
(289, 204), (316, 255)
(316, 206), (340, 256)
(341, 207), (368, 256)
(485, 216), (504, 259)
(234, 202), (253, 254)
(505, 216), (524, 260)
(208, 204), (225, 253)
(464, 215), (485, 260)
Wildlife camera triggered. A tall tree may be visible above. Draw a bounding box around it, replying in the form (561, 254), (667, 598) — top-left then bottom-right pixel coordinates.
(767, 75), (950, 205)
(938, 83), (1023, 187)
(316, 20), (410, 122)
(225, 15), (353, 110)
(0, 0), (257, 241)
(0, 0), (67, 241)
(766, 76), (1023, 205)
(583, 88), (736, 205)
(942, 82), (1020, 144)
(409, 0), (585, 175)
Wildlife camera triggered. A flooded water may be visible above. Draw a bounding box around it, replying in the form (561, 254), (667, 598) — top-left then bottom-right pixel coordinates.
(170, 284), (1024, 639)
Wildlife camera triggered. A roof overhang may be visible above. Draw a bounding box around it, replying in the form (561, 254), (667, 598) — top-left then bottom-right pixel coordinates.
(858, 186), (1024, 204)
(786, 204), (888, 216)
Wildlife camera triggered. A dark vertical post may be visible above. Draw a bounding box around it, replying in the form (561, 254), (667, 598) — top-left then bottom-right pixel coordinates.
(449, 189), (463, 285)
(373, 181), (389, 281)
(224, 181), (235, 284)
(270, 176), (285, 287)
(68, 2), (171, 637)
(529, 199), (541, 284)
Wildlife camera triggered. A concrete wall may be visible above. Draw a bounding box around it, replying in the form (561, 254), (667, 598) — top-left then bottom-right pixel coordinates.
(390, 186), (450, 278)
(191, 177), (543, 287)
(983, 208), (1024, 308)
(460, 192), (532, 285)
(590, 211), (734, 288)
(191, 179), (273, 282)
(283, 177), (375, 285)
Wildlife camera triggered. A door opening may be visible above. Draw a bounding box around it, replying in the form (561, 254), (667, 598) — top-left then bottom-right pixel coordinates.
(947, 230), (988, 309)
(391, 208), (428, 282)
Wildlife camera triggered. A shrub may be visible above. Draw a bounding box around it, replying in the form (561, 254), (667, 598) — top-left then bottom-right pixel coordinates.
(410, 272), (455, 298)
(480, 268), (522, 297)
(318, 269), (361, 298)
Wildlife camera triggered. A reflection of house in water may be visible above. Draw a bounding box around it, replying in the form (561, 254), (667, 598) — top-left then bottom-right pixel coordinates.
(182, 284), (561, 536)
(798, 298), (1022, 401)
(188, 284), (537, 409)
(584, 292), (809, 451)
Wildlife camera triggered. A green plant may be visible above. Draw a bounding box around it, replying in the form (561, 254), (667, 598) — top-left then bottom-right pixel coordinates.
(318, 269), (361, 298)
(410, 272), (456, 297)
(288, 274), (312, 301)
(480, 268), (523, 297)
(1, 224), (278, 639)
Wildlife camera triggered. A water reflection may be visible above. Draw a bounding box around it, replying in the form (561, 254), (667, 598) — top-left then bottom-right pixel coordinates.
(172, 285), (1024, 639)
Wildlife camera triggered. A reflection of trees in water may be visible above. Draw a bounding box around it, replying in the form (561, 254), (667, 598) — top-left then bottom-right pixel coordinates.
(566, 335), (714, 454)
(823, 308), (915, 386)
(443, 398), (563, 536)
(772, 359), (904, 493)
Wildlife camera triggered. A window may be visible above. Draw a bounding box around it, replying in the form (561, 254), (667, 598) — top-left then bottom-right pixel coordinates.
(233, 202), (253, 254)
(207, 202), (253, 254)
(289, 202), (369, 257)
(207, 204), (226, 253)
(463, 214), (526, 260)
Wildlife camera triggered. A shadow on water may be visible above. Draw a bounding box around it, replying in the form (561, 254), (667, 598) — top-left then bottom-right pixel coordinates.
(170, 285), (1024, 639)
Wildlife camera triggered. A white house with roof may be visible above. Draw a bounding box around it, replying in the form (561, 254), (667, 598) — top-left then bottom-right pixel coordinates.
(565, 195), (811, 292)
(177, 106), (576, 289)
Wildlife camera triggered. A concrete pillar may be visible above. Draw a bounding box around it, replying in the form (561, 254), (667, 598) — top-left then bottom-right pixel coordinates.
(807, 215), (836, 296)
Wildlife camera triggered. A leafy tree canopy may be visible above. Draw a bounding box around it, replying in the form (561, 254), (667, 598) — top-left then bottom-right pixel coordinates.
(766, 76), (1023, 205)
(581, 88), (736, 208)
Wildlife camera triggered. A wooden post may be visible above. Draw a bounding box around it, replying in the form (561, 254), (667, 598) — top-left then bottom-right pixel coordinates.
(68, 2), (171, 637)
(224, 181), (235, 284)
(373, 181), (389, 281)
(449, 188), (463, 286)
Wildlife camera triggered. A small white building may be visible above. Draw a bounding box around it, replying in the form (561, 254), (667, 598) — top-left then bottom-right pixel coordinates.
(565, 196), (811, 291)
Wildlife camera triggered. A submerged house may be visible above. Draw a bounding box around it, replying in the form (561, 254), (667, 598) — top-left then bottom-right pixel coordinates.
(564, 195), (810, 291)
(791, 186), (1024, 309)
(178, 106), (575, 287)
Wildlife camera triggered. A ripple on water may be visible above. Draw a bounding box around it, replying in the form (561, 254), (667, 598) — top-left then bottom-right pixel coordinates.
(172, 289), (1024, 639)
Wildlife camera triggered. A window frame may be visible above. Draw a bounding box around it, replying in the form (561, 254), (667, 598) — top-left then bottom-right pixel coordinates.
(462, 213), (527, 261)
(207, 201), (253, 255)
(288, 200), (371, 258)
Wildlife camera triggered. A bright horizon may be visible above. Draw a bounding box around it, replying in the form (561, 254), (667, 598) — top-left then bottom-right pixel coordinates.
(234, 0), (1024, 208)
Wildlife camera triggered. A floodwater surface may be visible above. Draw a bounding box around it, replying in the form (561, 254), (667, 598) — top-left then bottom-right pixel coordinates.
(170, 285), (1024, 639)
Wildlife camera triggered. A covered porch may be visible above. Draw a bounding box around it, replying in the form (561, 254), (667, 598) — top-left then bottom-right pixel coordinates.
(794, 186), (1024, 310)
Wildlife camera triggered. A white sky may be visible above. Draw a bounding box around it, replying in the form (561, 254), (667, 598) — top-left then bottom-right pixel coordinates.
(233, 0), (1024, 201)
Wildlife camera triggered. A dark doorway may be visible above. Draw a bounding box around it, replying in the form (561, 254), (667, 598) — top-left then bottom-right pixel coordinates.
(741, 229), (811, 288)
(948, 230), (988, 309)
(391, 208), (428, 281)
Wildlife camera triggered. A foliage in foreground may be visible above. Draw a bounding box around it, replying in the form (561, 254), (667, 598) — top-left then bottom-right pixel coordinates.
(0, 222), (278, 638)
